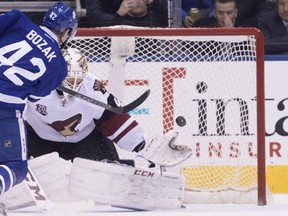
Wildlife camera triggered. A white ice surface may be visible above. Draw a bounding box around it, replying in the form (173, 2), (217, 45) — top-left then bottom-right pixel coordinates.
(6, 195), (288, 216)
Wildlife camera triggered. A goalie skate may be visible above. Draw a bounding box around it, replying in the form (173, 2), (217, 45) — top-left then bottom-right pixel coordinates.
(68, 158), (185, 210)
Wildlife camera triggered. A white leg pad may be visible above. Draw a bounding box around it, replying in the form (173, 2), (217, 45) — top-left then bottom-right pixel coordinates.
(0, 180), (35, 210)
(28, 152), (77, 202)
(68, 158), (185, 210)
(0, 153), (65, 210)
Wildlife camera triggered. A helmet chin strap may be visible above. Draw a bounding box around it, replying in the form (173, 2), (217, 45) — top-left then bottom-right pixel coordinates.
(60, 29), (73, 49)
(61, 42), (68, 50)
(71, 74), (81, 92)
(60, 37), (69, 50)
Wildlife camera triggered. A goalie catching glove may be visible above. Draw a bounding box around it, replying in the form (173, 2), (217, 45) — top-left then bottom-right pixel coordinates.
(137, 130), (192, 167)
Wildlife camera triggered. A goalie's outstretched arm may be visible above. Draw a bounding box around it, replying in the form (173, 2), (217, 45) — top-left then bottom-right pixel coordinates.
(133, 130), (192, 167)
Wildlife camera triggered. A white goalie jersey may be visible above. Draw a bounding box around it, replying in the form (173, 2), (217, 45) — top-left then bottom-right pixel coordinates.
(24, 72), (145, 152)
(24, 47), (192, 167)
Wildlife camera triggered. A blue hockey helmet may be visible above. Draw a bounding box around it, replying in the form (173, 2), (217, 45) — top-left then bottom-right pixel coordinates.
(43, 2), (78, 39)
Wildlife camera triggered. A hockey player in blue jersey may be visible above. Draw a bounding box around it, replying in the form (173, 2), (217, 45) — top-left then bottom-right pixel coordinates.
(0, 2), (78, 212)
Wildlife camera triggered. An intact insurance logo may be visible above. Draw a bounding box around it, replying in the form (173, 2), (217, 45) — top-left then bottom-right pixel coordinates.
(178, 80), (258, 162)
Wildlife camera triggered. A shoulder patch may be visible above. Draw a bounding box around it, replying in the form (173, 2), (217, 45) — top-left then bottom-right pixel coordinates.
(36, 104), (48, 116)
(93, 80), (107, 94)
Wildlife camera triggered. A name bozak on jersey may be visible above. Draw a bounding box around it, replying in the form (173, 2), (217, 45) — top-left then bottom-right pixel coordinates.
(0, 9), (67, 111)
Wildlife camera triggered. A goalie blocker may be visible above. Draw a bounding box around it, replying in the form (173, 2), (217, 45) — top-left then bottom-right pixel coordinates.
(68, 158), (185, 210)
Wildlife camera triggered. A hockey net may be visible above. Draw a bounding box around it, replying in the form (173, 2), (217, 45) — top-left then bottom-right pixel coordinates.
(68, 27), (266, 205)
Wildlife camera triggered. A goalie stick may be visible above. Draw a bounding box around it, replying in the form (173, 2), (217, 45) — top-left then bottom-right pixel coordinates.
(57, 86), (150, 114)
(23, 166), (94, 213)
(24, 166), (54, 212)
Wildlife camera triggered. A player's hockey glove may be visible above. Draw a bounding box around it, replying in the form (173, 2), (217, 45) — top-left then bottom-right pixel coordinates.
(138, 130), (192, 167)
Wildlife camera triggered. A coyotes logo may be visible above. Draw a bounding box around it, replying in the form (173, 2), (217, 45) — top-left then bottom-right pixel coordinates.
(49, 113), (82, 137)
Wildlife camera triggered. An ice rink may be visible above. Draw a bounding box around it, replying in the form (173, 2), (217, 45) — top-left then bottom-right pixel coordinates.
(6, 195), (288, 216)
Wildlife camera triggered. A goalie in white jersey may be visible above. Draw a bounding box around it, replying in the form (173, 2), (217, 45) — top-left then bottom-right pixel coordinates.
(25, 48), (140, 161)
(25, 47), (192, 167)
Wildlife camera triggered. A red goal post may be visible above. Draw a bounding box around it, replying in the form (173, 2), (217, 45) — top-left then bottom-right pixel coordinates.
(68, 27), (266, 205)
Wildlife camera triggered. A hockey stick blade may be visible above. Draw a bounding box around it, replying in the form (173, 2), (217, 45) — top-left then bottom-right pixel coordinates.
(24, 166), (95, 212)
(121, 89), (150, 113)
(57, 86), (150, 114)
(24, 166), (54, 211)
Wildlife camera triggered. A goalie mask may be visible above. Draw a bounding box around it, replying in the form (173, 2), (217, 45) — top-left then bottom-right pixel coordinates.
(62, 48), (88, 91)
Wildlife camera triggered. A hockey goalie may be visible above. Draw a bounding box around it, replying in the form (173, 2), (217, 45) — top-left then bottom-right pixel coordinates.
(0, 47), (192, 212)
(61, 46), (192, 209)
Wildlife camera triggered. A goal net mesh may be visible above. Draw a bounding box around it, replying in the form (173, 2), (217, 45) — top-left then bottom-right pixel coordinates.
(68, 27), (266, 204)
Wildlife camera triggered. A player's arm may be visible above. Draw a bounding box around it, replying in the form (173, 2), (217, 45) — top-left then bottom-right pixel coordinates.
(94, 92), (145, 152)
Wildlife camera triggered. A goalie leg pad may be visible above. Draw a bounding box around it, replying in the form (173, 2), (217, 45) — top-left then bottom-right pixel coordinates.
(28, 152), (77, 202)
(0, 179), (35, 210)
(0, 153), (64, 210)
(68, 158), (185, 210)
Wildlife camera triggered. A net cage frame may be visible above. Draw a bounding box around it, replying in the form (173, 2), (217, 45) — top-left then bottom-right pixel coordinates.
(71, 27), (266, 205)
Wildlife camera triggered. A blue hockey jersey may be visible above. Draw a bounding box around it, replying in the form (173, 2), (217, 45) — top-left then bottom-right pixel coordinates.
(0, 9), (68, 111)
